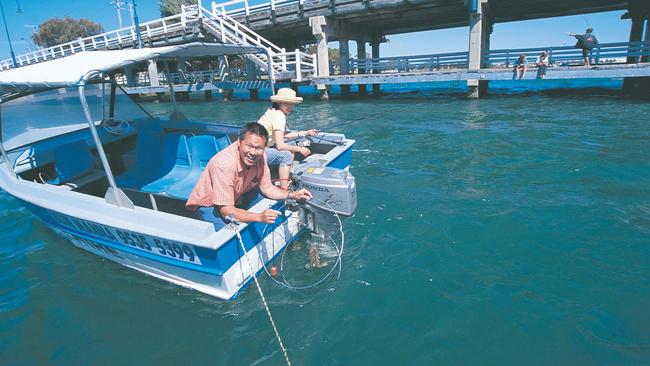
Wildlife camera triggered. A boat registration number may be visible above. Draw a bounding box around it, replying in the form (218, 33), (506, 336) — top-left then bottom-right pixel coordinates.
(49, 212), (202, 265)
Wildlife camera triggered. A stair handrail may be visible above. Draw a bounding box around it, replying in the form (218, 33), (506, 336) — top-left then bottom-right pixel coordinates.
(203, 3), (283, 55)
(201, 3), (316, 78)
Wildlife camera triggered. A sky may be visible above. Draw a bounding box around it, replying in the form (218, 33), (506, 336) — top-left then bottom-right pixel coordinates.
(0, 0), (636, 60)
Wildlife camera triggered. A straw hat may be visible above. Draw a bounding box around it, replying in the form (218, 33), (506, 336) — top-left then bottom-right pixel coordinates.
(270, 88), (303, 104)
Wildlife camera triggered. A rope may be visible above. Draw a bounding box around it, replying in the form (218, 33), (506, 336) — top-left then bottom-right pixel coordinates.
(233, 226), (292, 366)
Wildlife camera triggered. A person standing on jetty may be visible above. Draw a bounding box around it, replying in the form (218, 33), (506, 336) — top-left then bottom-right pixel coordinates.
(257, 88), (319, 190)
(567, 28), (599, 66)
(185, 122), (312, 228)
(536, 51), (549, 79)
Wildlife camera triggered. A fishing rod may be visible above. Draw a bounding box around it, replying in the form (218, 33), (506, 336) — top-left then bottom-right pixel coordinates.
(286, 117), (364, 144)
(320, 116), (364, 131)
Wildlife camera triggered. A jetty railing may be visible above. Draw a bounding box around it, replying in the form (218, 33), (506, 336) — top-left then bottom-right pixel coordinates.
(114, 70), (222, 86)
(349, 51), (469, 73)
(486, 41), (650, 67)
(115, 68), (270, 90)
(348, 41), (650, 74)
(212, 0), (303, 17)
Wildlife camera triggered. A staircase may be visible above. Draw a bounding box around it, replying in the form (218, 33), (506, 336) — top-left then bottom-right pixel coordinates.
(0, 2), (315, 82)
(192, 3), (315, 81)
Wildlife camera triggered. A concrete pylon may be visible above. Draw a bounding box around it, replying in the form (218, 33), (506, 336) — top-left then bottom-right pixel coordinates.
(310, 16), (330, 100)
(123, 66), (136, 87)
(622, 2), (650, 97)
(371, 40), (381, 94)
(147, 60), (160, 87)
(467, 0), (491, 99)
(177, 58), (188, 83)
(626, 13), (645, 64)
(246, 59), (258, 79)
(642, 17), (650, 63)
(340, 39), (351, 95)
(218, 56), (229, 78)
(356, 39), (367, 95)
(246, 59), (260, 100)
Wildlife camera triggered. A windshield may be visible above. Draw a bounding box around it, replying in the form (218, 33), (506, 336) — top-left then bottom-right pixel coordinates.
(1, 83), (149, 147)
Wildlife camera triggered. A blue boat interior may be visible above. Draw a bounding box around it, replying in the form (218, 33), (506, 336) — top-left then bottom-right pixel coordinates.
(48, 140), (96, 185)
(28, 139), (106, 190)
(116, 131), (231, 200)
(12, 118), (341, 221)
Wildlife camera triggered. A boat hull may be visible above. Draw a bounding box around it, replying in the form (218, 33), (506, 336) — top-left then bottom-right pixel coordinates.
(23, 201), (302, 300)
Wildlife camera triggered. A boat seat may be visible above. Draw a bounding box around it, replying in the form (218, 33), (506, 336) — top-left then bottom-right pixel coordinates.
(214, 134), (230, 151)
(140, 134), (192, 194)
(165, 134), (227, 200)
(48, 140), (104, 188)
(116, 131), (165, 189)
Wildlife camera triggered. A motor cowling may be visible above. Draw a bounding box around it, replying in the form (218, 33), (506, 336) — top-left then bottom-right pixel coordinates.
(294, 167), (357, 216)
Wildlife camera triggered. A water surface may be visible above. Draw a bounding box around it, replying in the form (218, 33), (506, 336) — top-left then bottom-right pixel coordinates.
(1, 80), (650, 365)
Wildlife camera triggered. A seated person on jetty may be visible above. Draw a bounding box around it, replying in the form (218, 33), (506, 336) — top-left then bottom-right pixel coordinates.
(185, 122), (312, 227)
(513, 54), (527, 80)
(257, 88), (319, 190)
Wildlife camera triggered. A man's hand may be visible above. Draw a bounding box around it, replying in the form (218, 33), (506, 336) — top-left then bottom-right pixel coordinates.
(299, 147), (312, 157)
(304, 129), (319, 137)
(289, 188), (312, 201)
(258, 209), (281, 224)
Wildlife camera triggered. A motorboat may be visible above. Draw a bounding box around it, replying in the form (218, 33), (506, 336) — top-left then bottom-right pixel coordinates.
(0, 43), (356, 300)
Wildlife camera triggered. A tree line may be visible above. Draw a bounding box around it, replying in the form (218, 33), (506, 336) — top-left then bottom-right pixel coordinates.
(31, 0), (194, 48)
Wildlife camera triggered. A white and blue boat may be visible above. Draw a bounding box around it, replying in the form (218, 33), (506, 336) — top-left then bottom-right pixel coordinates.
(0, 43), (356, 300)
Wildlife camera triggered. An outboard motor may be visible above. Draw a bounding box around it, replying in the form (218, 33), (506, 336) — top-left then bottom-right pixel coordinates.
(292, 166), (357, 235)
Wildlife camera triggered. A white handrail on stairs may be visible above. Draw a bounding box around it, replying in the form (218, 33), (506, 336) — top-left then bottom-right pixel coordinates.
(201, 2), (315, 81)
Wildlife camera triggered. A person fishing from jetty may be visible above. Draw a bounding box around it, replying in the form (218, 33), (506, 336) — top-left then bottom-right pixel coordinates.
(185, 122), (312, 227)
(567, 28), (599, 66)
(513, 54), (527, 80)
(257, 88), (319, 190)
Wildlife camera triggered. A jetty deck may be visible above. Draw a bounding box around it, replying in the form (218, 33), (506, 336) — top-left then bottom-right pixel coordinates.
(312, 63), (650, 85)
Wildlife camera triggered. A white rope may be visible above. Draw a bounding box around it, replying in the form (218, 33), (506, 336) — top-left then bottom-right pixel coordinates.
(234, 227), (291, 366)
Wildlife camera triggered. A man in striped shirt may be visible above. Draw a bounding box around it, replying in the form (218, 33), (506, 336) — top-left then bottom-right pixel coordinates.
(186, 122), (312, 227)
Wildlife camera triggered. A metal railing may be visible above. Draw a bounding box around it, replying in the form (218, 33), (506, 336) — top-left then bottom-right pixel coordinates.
(0, 11), (199, 70)
(114, 69), (223, 86)
(486, 41), (650, 67)
(115, 68), (270, 90)
(348, 41), (650, 74)
(0, 2), (316, 82)
(212, 0), (306, 18)
(349, 51), (469, 73)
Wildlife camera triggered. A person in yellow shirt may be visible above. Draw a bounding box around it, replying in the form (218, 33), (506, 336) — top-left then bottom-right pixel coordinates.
(257, 88), (318, 190)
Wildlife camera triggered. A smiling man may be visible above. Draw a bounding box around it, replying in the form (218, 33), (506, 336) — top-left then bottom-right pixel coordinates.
(186, 122), (312, 227)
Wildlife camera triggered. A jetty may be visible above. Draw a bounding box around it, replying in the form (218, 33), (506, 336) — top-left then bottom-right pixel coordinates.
(1, 0), (648, 99)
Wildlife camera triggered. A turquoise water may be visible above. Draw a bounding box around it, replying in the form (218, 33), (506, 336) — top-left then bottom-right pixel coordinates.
(2, 81), (650, 365)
